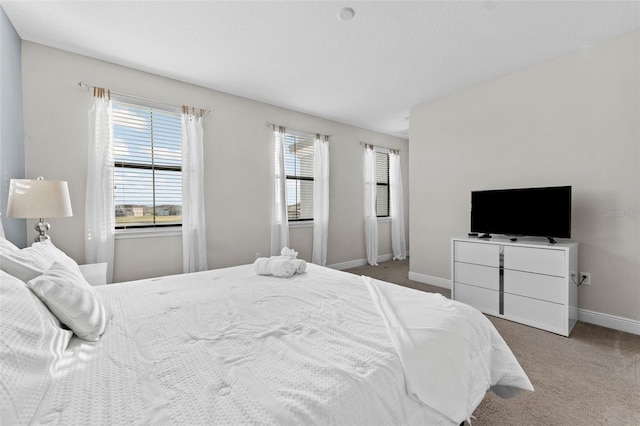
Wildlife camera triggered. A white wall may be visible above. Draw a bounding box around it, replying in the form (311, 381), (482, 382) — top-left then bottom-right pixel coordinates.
(20, 42), (409, 282)
(0, 5), (26, 247)
(409, 31), (639, 322)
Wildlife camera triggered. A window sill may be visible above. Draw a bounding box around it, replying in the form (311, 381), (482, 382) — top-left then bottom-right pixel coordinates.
(288, 221), (314, 229)
(115, 227), (182, 239)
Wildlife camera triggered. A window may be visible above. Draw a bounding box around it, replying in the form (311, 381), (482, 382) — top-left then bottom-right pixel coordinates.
(112, 99), (182, 229)
(376, 151), (389, 217)
(284, 132), (315, 221)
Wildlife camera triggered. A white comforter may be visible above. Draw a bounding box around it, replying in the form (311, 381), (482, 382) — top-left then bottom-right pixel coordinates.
(365, 276), (533, 424)
(33, 264), (532, 425)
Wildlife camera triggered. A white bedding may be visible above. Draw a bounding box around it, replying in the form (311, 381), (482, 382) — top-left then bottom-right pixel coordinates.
(31, 264), (532, 425)
(365, 276), (533, 424)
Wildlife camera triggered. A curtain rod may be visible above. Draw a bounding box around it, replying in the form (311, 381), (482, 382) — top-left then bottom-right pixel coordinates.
(359, 141), (401, 153)
(78, 82), (211, 114)
(265, 122), (330, 139)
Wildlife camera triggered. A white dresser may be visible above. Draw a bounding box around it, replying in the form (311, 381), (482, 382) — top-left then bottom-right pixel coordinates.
(451, 238), (578, 336)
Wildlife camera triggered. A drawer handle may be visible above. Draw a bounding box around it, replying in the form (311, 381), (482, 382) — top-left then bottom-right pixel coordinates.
(499, 246), (504, 315)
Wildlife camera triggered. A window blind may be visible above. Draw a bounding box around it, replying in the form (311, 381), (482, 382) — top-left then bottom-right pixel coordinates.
(284, 132), (315, 221)
(376, 151), (389, 217)
(112, 100), (182, 228)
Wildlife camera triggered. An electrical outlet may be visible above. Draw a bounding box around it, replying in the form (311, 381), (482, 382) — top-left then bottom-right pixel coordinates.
(580, 272), (591, 286)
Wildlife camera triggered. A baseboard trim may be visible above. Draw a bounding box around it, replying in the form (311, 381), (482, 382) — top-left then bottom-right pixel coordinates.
(329, 254), (392, 271)
(407, 272), (639, 336)
(328, 252), (408, 271)
(328, 259), (368, 270)
(577, 308), (640, 336)
(407, 271), (451, 289)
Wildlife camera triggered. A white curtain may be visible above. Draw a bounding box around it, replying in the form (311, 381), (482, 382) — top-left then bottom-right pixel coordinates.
(364, 145), (378, 265)
(312, 135), (329, 266)
(390, 150), (407, 260)
(181, 109), (208, 273)
(86, 90), (115, 283)
(271, 127), (289, 256)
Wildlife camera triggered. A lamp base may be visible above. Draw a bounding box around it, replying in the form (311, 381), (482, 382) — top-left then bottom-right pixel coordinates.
(34, 219), (51, 243)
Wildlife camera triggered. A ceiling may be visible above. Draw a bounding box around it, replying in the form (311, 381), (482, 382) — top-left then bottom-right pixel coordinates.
(2, 1), (639, 139)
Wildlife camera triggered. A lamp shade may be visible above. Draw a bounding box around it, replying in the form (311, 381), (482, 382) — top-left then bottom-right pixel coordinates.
(7, 178), (73, 219)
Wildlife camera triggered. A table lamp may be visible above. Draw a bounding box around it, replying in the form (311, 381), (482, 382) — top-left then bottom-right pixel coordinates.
(7, 177), (73, 243)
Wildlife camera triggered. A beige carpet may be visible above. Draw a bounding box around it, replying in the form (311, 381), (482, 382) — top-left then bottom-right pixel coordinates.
(344, 259), (640, 425)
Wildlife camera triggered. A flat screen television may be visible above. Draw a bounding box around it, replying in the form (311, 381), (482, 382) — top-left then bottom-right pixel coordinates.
(471, 186), (571, 243)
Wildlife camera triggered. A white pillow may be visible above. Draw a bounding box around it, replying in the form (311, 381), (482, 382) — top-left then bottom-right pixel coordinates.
(0, 271), (72, 425)
(27, 262), (108, 341)
(29, 240), (81, 273)
(0, 245), (49, 282)
(0, 240), (80, 283)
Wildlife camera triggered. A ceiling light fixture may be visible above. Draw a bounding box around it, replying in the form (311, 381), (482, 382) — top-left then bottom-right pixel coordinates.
(338, 7), (355, 21)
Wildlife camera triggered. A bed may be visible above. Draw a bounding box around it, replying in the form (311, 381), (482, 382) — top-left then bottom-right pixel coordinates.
(1, 240), (533, 425)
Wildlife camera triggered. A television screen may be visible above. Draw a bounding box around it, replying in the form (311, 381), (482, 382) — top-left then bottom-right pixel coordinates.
(471, 186), (572, 239)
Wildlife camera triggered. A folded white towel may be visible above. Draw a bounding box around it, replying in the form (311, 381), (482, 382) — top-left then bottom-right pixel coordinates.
(290, 259), (307, 274)
(280, 247), (298, 258)
(253, 257), (297, 278)
(270, 258), (297, 278)
(253, 257), (271, 275)
(276, 247), (305, 274)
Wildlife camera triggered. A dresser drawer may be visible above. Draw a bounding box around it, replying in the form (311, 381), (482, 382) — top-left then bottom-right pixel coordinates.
(504, 293), (565, 333)
(453, 283), (499, 315)
(454, 241), (499, 267)
(454, 262), (499, 291)
(504, 245), (565, 277)
(504, 270), (564, 303)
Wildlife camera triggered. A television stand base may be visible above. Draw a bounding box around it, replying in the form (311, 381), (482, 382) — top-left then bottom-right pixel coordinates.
(478, 233), (491, 239)
(546, 237), (557, 244)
